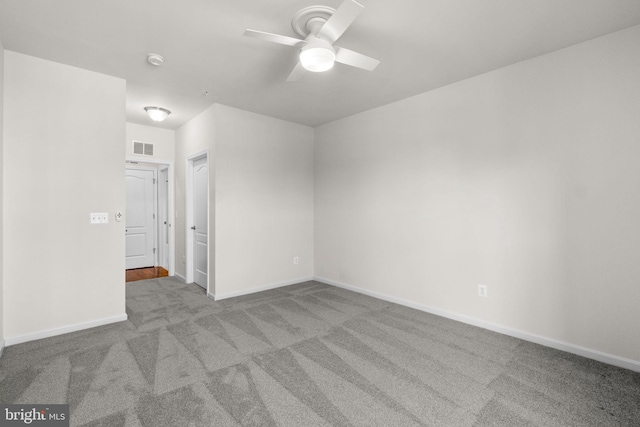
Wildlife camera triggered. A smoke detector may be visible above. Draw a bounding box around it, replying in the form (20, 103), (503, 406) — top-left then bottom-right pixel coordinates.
(147, 53), (165, 67)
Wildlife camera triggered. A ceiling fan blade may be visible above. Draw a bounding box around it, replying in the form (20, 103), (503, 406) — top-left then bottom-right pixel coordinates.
(317, 0), (364, 43)
(335, 46), (380, 71)
(286, 62), (306, 82)
(244, 29), (306, 47)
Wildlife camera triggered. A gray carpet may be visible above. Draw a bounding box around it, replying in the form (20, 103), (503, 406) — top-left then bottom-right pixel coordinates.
(1, 277), (639, 426)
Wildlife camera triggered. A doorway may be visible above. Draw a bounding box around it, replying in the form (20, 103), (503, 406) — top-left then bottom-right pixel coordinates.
(186, 152), (209, 292)
(125, 160), (175, 277)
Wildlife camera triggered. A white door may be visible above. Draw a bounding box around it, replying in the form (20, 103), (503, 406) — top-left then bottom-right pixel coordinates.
(193, 157), (208, 288)
(126, 169), (155, 269)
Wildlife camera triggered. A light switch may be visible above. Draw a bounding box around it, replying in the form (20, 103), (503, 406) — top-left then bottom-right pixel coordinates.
(90, 212), (109, 224)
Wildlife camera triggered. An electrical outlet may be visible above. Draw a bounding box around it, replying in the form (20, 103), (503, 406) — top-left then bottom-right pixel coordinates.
(293, 256), (299, 265)
(478, 284), (488, 298)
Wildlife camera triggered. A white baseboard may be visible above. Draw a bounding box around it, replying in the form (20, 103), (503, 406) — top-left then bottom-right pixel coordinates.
(214, 276), (315, 301)
(0, 338), (5, 358)
(4, 314), (128, 347)
(315, 276), (640, 373)
(175, 272), (187, 283)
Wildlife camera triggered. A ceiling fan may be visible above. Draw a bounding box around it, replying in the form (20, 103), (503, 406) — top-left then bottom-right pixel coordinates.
(244, 0), (380, 81)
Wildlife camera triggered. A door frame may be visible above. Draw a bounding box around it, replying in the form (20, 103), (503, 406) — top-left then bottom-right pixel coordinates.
(158, 167), (170, 271)
(185, 150), (210, 295)
(126, 158), (175, 276)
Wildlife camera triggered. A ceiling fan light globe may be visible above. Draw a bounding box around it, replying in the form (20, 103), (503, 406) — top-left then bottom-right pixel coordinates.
(144, 106), (171, 122)
(300, 47), (336, 72)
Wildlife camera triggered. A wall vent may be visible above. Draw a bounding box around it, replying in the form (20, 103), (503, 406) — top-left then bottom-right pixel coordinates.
(133, 140), (154, 156)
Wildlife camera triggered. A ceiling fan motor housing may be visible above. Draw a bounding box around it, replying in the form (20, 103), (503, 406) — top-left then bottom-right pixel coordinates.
(291, 6), (336, 37)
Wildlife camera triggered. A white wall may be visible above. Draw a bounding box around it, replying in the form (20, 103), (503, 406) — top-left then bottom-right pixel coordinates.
(0, 40), (5, 353)
(315, 26), (640, 366)
(126, 122), (175, 163)
(214, 104), (314, 298)
(3, 51), (127, 343)
(175, 104), (314, 298)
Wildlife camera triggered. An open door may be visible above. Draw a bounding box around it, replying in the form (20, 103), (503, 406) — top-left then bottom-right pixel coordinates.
(192, 156), (208, 288)
(158, 167), (170, 270)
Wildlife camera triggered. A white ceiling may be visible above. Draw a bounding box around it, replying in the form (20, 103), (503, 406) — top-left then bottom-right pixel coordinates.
(1, 0), (639, 129)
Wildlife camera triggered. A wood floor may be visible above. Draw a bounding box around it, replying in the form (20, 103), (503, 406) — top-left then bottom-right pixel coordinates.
(126, 266), (169, 282)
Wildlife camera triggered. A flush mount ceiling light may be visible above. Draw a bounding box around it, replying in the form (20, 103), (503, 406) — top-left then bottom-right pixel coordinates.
(144, 106), (171, 122)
